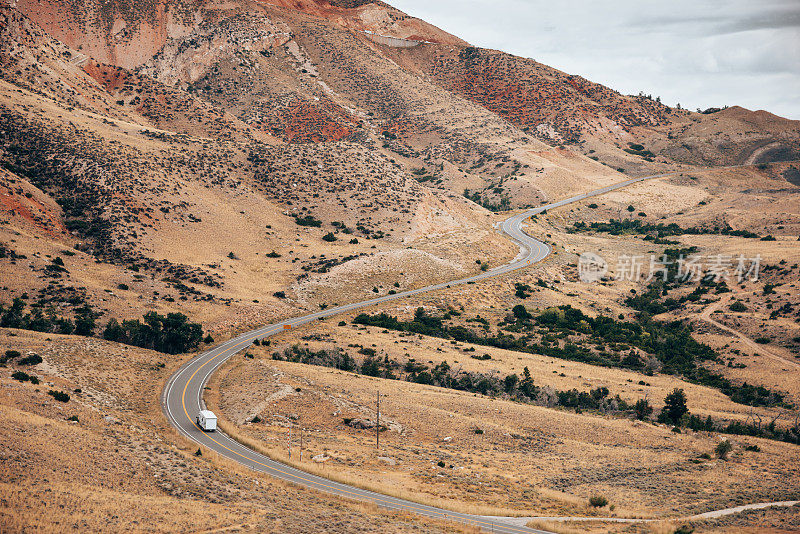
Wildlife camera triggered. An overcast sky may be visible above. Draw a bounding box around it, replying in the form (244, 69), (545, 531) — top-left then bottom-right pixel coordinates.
(390, 0), (800, 119)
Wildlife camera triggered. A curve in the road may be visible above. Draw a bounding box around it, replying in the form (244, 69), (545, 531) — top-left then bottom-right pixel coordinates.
(162, 166), (785, 533)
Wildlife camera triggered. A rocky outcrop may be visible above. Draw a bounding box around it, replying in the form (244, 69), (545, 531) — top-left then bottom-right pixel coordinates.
(140, 13), (293, 87)
(15, 0), (200, 69)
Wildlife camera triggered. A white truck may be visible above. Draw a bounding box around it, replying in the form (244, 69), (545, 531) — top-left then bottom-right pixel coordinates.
(196, 410), (217, 432)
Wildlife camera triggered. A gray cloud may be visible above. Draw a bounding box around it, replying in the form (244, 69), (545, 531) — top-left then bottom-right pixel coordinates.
(711, 6), (800, 35)
(390, 0), (800, 119)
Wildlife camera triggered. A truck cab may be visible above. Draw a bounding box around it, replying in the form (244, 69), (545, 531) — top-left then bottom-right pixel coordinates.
(196, 410), (217, 432)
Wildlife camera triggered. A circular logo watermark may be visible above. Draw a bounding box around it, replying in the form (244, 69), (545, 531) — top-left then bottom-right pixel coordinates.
(578, 252), (608, 283)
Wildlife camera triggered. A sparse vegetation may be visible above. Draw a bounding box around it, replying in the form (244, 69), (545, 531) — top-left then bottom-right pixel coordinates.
(273, 344), (635, 416)
(353, 305), (789, 409)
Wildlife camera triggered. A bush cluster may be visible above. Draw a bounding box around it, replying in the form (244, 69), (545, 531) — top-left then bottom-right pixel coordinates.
(0, 298), (96, 336)
(103, 312), (204, 354)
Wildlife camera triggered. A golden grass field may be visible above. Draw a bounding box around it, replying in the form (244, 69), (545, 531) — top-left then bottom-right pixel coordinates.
(207, 162), (800, 530)
(0, 328), (480, 533)
(214, 327), (799, 519)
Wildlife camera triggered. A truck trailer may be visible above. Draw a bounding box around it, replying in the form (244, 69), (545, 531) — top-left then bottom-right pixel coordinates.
(196, 410), (217, 432)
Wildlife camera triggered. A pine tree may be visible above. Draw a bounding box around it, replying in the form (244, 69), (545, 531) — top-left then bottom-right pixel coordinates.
(660, 388), (688, 425)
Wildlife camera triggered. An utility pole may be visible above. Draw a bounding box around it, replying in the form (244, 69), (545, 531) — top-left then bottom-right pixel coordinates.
(300, 428), (303, 462)
(376, 391), (380, 450)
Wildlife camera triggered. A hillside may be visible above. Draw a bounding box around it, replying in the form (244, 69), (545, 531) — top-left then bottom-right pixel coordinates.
(2, 4), (516, 334)
(2, 0), (800, 532)
(14, 0), (465, 70)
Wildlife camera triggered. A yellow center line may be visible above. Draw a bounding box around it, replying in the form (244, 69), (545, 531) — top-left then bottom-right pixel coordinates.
(179, 335), (533, 533)
(171, 168), (754, 533)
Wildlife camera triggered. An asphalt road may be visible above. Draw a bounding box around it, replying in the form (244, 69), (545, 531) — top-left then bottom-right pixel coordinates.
(162, 169), (693, 533)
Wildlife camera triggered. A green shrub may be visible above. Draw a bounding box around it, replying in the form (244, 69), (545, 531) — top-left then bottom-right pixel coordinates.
(322, 232), (337, 242)
(102, 312), (204, 354)
(294, 215), (322, 227)
(589, 495), (608, 507)
(715, 439), (733, 459)
(1, 349), (21, 364)
(514, 283), (531, 299)
(512, 305), (531, 320)
(659, 388), (688, 425)
(729, 301), (747, 312)
(48, 390), (70, 402)
(634, 398), (653, 420)
(18, 354), (43, 366)
(11, 371), (31, 382)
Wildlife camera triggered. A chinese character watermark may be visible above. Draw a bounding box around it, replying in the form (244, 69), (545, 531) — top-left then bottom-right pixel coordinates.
(577, 252), (760, 283)
(578, 252), (608, 283)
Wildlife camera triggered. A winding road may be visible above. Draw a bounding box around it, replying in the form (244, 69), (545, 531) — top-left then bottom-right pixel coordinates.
(162, 167), (795, 533)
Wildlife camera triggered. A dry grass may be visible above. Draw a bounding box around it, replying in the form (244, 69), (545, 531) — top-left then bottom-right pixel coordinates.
(257, 316), (787, 429)
(207, 374), (541, 519)
(215, 347), (800, 519)
(0, 328), (480, 533)
(0, 81), (516, 342)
